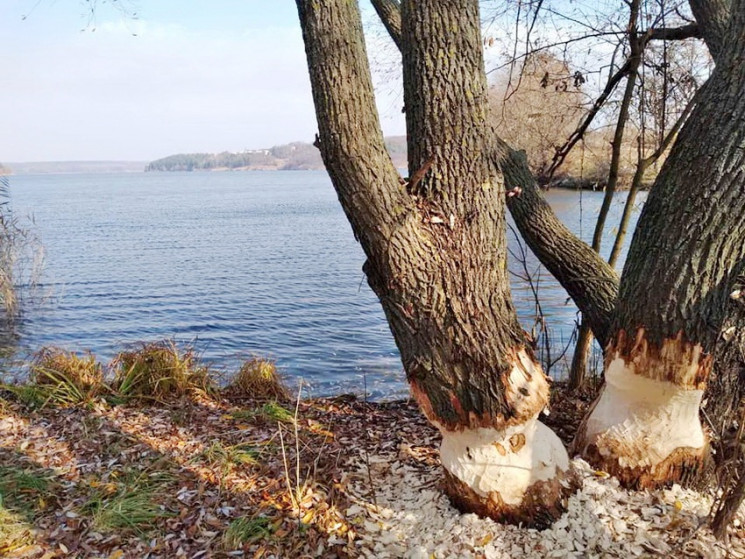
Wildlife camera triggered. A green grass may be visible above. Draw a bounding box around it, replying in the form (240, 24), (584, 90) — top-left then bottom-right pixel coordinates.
(0, 383), (49, 409)
(260, 402), (294, 423)
(222, 516), (274, 549)
(0, 465), (58, 554)
(229, 402), (295, 424)
(80, 469), (175, 536)
(85, 490), (171, 534)
(200, 441), (260, 469)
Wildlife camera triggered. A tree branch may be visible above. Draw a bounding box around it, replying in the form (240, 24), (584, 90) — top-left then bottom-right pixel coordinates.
(647, 23), (702, 41)
(689, 0), (730, 62)
(500, 143), (619, 348)
(370, 0), (402, 49)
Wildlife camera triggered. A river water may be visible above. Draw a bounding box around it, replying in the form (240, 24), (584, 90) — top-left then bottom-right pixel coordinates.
(6, 171), (643, 398)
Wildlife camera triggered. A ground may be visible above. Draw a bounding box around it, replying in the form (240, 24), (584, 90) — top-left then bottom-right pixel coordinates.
(0, 382), (743, 558)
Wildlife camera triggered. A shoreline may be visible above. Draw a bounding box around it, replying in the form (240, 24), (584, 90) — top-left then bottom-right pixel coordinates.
(2, 380), (742, 558)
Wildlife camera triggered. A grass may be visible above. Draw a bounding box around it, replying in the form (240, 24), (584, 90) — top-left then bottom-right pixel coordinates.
(227, 357), (289, 401)
(0, 465), (58, 527)
(230, 402), (295, 424)
(222, 516), (274, 549)
(0, 498), (37, 556)
(81, 469), (174, 536)
(1, 383), (50, 409)
(200, 441), (260, 470)
(86, 490), (171, 535)
(18, 347), (106, 407)
(112, 340), (215, 401)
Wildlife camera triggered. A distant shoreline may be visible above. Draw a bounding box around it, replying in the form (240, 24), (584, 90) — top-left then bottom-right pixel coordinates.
(3, 161), (148, 176)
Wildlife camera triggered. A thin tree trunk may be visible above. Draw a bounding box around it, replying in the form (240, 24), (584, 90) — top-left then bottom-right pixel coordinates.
(569, 322), (593, 390)
(574, 5), (745, 488)
(297, 0), (571, 526)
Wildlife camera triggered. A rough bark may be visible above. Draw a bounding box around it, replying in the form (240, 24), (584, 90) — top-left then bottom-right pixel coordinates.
(297, 0), (571, 525)
(370, 0), (403, 50)
(689, 0), (730, 62)
(500, 145), (619, 348)
(575, 4), (745, 487)
(569, 322), (593, 389)
(395, 0), (535, 429)
(369, 0), (620, 348)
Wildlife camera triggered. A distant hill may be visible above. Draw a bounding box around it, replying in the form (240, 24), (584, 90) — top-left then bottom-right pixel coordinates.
(146, 137), (408, 172)
(5, 161), (147, 175)
(146, 142), (322, 172)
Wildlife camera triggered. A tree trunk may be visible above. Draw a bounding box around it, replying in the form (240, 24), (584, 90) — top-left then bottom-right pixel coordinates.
(296, 0), (571, 526)
(573, 5), (745, 488)
(569, 322), (593, 390)
(369, 0), (621, 349)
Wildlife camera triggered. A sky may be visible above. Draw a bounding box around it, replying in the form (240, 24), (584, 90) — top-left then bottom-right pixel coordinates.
(0, 0), (662, 163)
(0, 0), (406, 162)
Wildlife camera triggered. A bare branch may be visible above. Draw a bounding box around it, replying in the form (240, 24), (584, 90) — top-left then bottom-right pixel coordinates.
(547, 60), (632, 178)
(648, 22), (702, 40)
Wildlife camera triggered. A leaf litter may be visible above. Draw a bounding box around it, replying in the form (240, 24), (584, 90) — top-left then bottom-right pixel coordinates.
(0, 384), (743, 558)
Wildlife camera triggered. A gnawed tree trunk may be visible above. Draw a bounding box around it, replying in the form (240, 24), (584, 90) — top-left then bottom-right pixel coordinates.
(296, 0), (571, 526)
(573, 3), (745, 488)
(369, 0), (745, 503)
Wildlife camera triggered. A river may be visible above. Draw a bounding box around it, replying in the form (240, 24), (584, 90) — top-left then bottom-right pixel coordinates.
(5, 171), (644, 399)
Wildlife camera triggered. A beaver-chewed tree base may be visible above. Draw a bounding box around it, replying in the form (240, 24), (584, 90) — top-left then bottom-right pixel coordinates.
(573, 331), (710, 489)
(438, 417), (575, 529)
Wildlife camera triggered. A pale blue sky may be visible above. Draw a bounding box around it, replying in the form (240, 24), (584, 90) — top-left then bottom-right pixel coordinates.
(0, 1), (406, 162)
(0, 0), (642, 163)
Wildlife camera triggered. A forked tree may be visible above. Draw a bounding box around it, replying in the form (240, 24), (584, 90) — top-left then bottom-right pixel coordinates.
(371, 0), (745, 491)
(296, 0), (571, 526)
(297, 0), (745, 528)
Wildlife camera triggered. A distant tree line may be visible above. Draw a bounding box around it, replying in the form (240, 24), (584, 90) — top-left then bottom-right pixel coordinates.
(145, 142), (324, 172)
(146, 138), (408, 172)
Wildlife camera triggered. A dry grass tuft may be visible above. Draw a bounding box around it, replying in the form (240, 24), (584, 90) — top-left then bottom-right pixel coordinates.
(227, 357), (289, 401)
(0, 500), (37, 555)
(112, 340), (214, 401)
(10, 347), (107, 407)
(31, 347), (103, 392)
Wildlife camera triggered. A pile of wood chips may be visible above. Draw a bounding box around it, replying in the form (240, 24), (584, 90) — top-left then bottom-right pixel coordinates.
(1, 382), (742, 558)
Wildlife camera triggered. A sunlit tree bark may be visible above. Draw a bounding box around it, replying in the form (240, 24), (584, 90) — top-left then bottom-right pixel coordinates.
(574, 0), (745, 487)
(296, 0), (572, 526)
